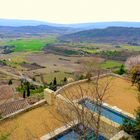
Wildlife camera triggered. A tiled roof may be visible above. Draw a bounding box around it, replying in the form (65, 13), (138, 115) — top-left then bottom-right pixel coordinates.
(0, 85), (13, 101)
(0, 99), (29, 116)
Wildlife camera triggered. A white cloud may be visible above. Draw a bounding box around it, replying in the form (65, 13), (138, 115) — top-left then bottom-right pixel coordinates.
(0, 0), (140, 23)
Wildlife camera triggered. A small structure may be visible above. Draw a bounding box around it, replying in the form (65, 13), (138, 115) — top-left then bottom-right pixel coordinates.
(67, 77), (74, 83)
(44, 88), (55, 105)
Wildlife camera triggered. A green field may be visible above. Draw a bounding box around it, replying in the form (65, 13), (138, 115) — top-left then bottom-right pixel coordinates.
(121, 45), (140, 51)
(100, 60), (122, 69)
(7, 36), (57, 52)
(82, 48), (99, 54)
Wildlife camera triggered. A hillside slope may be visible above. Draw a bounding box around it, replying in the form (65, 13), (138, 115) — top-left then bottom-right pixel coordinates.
(0, 25), (76, 38)
(59, 27), (140, 44)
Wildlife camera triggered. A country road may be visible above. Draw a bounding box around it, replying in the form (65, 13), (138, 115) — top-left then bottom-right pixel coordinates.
(0, 68), (43, 86)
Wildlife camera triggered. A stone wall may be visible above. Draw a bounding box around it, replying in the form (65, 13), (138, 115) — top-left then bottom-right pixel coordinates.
(54, 73), (128, 97)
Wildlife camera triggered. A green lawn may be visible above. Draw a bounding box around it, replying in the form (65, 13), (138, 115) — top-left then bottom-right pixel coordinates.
(7, 36), (57, 52)
(100, 60), (122, 69)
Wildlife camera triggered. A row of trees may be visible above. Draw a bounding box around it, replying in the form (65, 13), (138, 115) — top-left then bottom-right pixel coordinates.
(20, 80), (31, 98)
(9, 75), (68, 99)
(49, 77), (67, 91)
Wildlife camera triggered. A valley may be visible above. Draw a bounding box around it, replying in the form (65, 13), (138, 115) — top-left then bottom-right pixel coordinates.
(0, 27), (140, 88)
(1, 0), (140, 139)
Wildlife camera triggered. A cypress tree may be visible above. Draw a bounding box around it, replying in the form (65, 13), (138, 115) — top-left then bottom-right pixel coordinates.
(26, 82), (30, 97)
(23, 90), (26, 98)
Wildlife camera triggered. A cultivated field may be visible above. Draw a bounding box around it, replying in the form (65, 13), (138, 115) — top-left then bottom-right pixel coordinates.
(0, 37), (139, 87)
(8, 37), (57, 52)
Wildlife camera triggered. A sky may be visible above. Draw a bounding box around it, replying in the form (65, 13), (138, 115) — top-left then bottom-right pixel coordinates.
(0, 0), (140, 24)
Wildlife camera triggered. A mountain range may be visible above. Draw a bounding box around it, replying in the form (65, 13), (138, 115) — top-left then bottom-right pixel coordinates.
(1, 19), (140, 29)
(1, 19), (140, 44)
(0, 25), (77, 38)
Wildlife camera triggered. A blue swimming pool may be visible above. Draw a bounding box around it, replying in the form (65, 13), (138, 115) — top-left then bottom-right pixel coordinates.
(53, 124), (107, 140)
(79, 98), (134, 125)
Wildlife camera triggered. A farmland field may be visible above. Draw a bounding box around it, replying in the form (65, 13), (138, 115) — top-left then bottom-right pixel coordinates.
(121, 45), (140, 51)
(0, 36), (139, 87)
(100, 60), (122, 69)
(7, 36), (57, 52)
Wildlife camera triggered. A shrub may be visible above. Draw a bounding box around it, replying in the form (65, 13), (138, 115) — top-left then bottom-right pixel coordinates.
(122, 107), (140, 139)
(115, 64), (126, 75)
(130, 65), (140, 92)
(121, 119), (135, 135)
(8, 79), (13, 85)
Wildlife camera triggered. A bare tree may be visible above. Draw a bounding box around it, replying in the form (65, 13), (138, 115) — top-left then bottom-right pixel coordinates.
(48, 72), (117, 140)
(125, 55), (140, 91)
(130, 65), (140, 92)
(125, 55), (140, 70)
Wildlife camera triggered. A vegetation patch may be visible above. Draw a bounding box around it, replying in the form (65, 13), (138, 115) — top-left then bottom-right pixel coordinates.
(1, 56), (28, 69)
(44, 45), (80, 56)
(82, 48), (99, 54)
(121, 45), (140, 51)
(7, 37), (57, 52)
(100, 60), (122, 69)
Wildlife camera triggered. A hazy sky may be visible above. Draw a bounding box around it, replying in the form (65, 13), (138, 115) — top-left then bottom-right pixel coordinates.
(0, 0), (140, 24)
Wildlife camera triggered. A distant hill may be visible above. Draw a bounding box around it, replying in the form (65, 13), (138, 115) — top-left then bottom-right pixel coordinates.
(0, 25), (76, 38)
(63, 22), (140, 29)
(59, 27), (140, 44)
(0, 19), (51, 27)
(1, 19), (140, 29)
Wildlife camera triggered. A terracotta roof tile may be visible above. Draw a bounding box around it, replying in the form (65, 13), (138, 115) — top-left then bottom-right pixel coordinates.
(0, 99), (29, 116)
(0, 85), (13, 101)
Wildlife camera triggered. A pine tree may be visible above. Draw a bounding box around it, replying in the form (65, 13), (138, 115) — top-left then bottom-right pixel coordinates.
(52, 77), (57, 91)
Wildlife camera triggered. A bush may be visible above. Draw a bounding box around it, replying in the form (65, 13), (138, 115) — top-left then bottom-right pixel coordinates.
(8, 79), (13, 85)
(130, 65), (140, 92)
(115, 64), (126, 75)
(121, 119), (135, 135)
(122, 107), (140, 139)
(78, 74), (86, 80)
(134, 107), (140, 139)
(86, 72), (92, 81)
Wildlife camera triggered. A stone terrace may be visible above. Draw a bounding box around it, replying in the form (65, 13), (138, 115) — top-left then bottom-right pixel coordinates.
(59, 75), (139, 114)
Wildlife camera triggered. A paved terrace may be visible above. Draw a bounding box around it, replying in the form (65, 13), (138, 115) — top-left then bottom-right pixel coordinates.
(0, 104), (67, 140)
